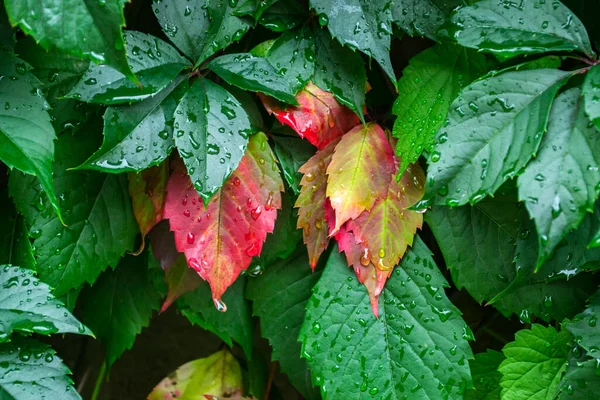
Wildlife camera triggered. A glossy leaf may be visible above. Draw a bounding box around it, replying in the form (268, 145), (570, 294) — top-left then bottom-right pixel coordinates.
(300, 238), (474, 399)
(347, 163), (425, 271)
(208, 53), (298, 104)
(164, 132), (284, 303)
(418, 68), (571, 209)
(465, 350), (505, 400)
(564, 291), (600, 364)
(246, 249), (321, 400)
(258, 1), (306, 32)
(0, 53), (61, 222)
(556, 355), (600, 399)
(76, 75), (186, 172)
(128, 161), (169, 245)
(174, 78), (252, 203)
(518, 88), (600, 266)
(266, 26), (315, 93)
(0, 265), (91, 342)
(392, 0), (462, 41)
(448, 0), (594, 59)
(177, 276), (253, 360)
(499, 324), (571, 400)
(80, 252), (162, 367)
(260, 82), (360, 149)
(583, 64), (600, 130)
(0, 338), (80, 400)
(153, 0), (250, 66)
(313, 27), (367, 120)
(326, 123), (395, 233)
(309, 0), (395, 83)
(66, 31), (190, 105)
(148, 349), (244, 400)
(392, 44), (488, 176)
(4, 0), (134, 80)
(295, 139), (338, 269)
(271, 135), (316, 195)
(9, 127), (138, 296)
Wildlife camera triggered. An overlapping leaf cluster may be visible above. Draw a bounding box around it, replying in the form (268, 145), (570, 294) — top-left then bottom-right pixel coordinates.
(1, 0), (600, 399)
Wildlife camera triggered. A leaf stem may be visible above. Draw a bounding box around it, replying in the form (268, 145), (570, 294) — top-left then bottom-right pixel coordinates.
(91, 360), (107, 400)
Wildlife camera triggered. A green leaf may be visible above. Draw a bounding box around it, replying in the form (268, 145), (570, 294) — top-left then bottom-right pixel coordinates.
(447, 0), (595, 59)
(271, 135), (316, 195)
(0, 338), (81, 400)
(9, 126), (138, 296)
(583, 64), (600, 130)
(258, 1), (306, 32)
(174, 78), (252, 202)
(0, 265), (91, 342)
(392, 44), (488, 176)
(266, 26), (315, 93)
(465, 350), (505, 400)
(499, 324), (571, 400)
(309, 0), (396, 84)
(564, 291), (600, 364)
(0, 189), (36, 272)
(14, 37), (96, 135)
(76, 75), (187, 173)
(392, 0), (463, 41)
(418, 68), (571, 209)
(4, 0), (134, 80)
(556, 355), (600, 399)
(208, 53), (298, 104)
(313, 27), (367, 121)
(66, 31), (190, 105)
(0, 53), (62, 222)
(299, 237), (474, 399)
(246, 249), (321, 400)
(425, 184), (521, 304)
(80, 252), (161, 367)
(518, 88), (600, 266)
(177, 276), (253, 360)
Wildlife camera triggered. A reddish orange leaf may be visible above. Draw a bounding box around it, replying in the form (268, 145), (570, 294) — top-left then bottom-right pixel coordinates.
(259, 82), (360, 149)
(347, 163), (426, 271)
(128, 161), (169, 252)
(295, 139), (339, 269)
(326, 123), (395, 234)
(164, 132), (283, 307)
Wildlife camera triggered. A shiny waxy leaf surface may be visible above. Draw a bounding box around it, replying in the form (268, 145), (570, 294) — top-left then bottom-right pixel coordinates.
(310, 0), (395, 83)
(419, 68), (571, 209)
(392, 44), (487, 176)
(518, 88), (600, 266)
(9, 128), (138, 296)
(4, 0), (134, 79)
(326, 123), (395, 233)
(300, 239), (474, 400)
(260, 82), (360, 149)
(448, 0), (594, 59)
(0, 265), (91, 342)
(392, 0), (462, 41)
(164, 132), (283, 303)
(174, 78), (252, 203)
(564, 291), (600, 364)
(583, 64), (600, 130)
(67, 31), (190, 105)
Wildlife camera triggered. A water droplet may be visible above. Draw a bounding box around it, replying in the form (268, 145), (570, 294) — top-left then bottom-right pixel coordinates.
(187, 232), (195, 244)
(213, 298), (227, 312)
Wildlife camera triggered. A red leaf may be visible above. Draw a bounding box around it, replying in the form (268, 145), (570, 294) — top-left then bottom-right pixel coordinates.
(259, 82), (360, 149)
(326, 123), (395, 234)
(164, 133), (284, 306)
(128, 161), (169, 253)
(347, 163), (425, 270)
(295, 139), (339, 269)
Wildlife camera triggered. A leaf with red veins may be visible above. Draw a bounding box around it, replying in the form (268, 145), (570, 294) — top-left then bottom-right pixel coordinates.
(295, 139), (339, 269)
(326, 122), (395, 234)
(161, 254), (202, 313)
(128, 161), (169, 252)
(164, 132), (284, 306)
(347, 163), (426, 271)
(259, 82), (360, 149)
